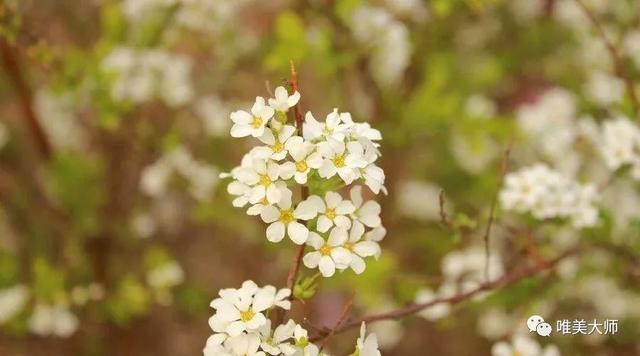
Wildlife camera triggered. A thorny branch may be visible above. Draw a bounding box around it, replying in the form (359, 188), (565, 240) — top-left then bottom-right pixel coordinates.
(310, 247), (580, 342)
(483, 139), (513, 281)
(573, 0), (640, 119)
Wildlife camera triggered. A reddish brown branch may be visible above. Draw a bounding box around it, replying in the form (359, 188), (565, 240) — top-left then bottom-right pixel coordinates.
(483, 139), (513, 280)
(574, 0), (639, 119)
(525, 230), (549, 269)
(310, 247), (579, 341)
(0, 38), (51, 159)
(320, 298), (353, 351)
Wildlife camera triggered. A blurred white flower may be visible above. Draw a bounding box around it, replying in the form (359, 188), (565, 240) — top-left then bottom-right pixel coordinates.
(29, 304), (78, 338)
(585, 71), (625, 106)
(0, 285), (28, 324)
(147, 260), (185, 290)
(395, 180), (442, 221)
(196, 96), (232, 137)
(34, 90), (86, 150)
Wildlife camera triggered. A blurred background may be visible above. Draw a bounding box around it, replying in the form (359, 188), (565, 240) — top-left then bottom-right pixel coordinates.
(1, 0), (640, 355)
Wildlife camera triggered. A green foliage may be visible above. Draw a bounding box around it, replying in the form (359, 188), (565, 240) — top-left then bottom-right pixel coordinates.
(106, 275), (151, 326)
(264, 11), (308, 72)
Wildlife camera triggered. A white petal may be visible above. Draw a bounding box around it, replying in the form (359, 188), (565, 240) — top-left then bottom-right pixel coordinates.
(230, 124), (251, 138)
(303, 251), (321, 268)
(350, 255), (366, 274)
(333, 215), (352, 230)
(335, 200), (356, 214)
(266, 222), (286, 243)
(354, 241), (379, 257)
(324, 192), (342, 208)
(287, 222), (309, 245)
(317, 215), (333, 233)
(328, 227), (348, 246)
(318, 256), (336, 277)
(260, 206), (280, 223)
(350, 185), (363, 208)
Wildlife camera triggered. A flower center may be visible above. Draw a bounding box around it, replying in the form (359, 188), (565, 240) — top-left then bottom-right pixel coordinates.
(272, 141), (284, 153)
(343, 242), (354, 252)
(325, 208), (336, 220)
(320, 244), (332, 256)
(276, 111), (288, 123)
(259, 174), (272, 186)
(280, 209), (294, 224)
(296, 160), (308, 172)
(322, 126), (333, 136)
(332, 154), (346, 168)
(240, 309), (255, 322)
(251, 116), (263, 129)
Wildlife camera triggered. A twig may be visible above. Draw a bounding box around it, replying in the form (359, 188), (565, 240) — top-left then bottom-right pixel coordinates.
(574, 0), (640, 119)
(524, 230), (549, 269)
(275, 62), (307, 326)
(309, 247), (579, 341)
(319, 298), (353, 351)
(483, 139), (513, 281)
(438, 190), (454, 229)
(0, 38), (51, 159)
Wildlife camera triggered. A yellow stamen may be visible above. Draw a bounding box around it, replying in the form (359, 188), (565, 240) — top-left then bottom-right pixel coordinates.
(280, 209), (294, 224)
(325, 208), (336, 220)
(296, 160), (308, 172)
(259, 174), (271, 186)
(240, 309), (255, 322)
(272, 141), (284, 153)
(332, 154), (345, 168)
(343, 242), (354, 252)
(320, 244), (332, 256)
(251, 116), (263, 129)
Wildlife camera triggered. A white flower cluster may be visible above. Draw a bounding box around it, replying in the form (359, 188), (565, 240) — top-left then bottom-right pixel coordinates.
(492, 334), (560, 356)
(101, 47), (193, 107)
(29, 303), (79, 338)
(0, 285), (29, 324)
(141, 146), (220, 202)
(122, 0), (253, 36)
(349, 6), (411, 87)
(500, 164), (599, 228)
(223, 86), (386, 277)
(599, 116), (640, 179)
(204, 281), (381, 356)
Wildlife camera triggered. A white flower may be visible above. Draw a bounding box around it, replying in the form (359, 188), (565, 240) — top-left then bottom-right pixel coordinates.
(208, 281), (290, 337)
(491, 334), (542, 356)
(395, 180), (442, 221)
(268, 86), (301, 114)
(260, 189), (315, 244)
(230, 97), (275, 138)
(585, 71), (625, 106)
(361, 162), (387, 195)
(147, 261), (185, 290)
(303, 192), (356, 232)
(280, 136), (323, 184)
(318, 138), (367, 184)
(349, 186), (382, 228)
(0, 285), (29, 324)
(29, 304), (79, 338)
(254, 125), (298, 161)
(303, 230), (352, 277)
(303, 111), (351, 142)
(196, 96), (231, 137)
(235, 159), (285, 204)
(354, 322), (381, 356)
(257, 319), (298, 355)
(599, 116), (640, 171)
(342, 222), (381, 274)
(226, 333), (266, 356)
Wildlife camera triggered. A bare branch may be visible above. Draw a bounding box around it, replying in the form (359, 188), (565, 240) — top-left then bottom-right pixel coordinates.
(320, 298), (353, 352)
(438, 190), (454, 229)
(574, 0), (640, 119)
(0, 38), (51, 159)
(483, 139), (513, 281)
(309, 247), (579, 341)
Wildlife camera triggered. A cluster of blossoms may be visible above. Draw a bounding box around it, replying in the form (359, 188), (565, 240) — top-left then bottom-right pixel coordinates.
(140, 146), (220, 202)
(101, 47), (194, 107)
(204, 86), (385, 354)
(499, 164), (599, 228)
(222, 86), (386, 277)
(203, 281), (381, 356)
(492, 334), (560, 356)
(599, 116), (640, 179)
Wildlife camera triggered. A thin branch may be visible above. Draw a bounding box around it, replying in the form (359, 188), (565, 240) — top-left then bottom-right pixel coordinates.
(0, 38), (51, 159)
(483, 139), (513, 281)
(574, 0), (639, 119)
(310, 247), (579, 341)
(438, 190), (454, 229)
(319, 298), (353, 352)
(524, 230), (549, 269)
